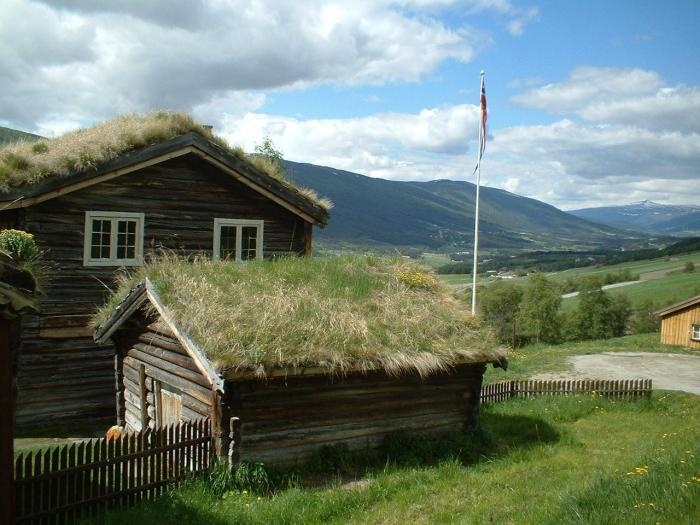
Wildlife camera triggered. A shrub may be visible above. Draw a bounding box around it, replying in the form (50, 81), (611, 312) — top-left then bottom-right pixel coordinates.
(685, 261), (695, 273)
(568, 279), (632, 340)
(207, 460), (286, 496)
(31, 142), (49, 154)
(0, 229), (38, 263)
(518, 273), (561, 344)
(629, 298), (661, 334)
(478, 280), (523, 347)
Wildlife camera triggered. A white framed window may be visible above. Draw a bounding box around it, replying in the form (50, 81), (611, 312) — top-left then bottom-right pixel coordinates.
(692, 325), (700, 341)
(213, 218), (264, 261)
(83, 211), (144, 267)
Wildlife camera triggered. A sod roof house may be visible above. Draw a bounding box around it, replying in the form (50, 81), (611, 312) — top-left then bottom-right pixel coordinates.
(94, 256), (506, 465)
(0, 112), (330, 432)
(656, 295), (700, 349)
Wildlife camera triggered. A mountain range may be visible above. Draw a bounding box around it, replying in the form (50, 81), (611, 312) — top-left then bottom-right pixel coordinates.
(283, 160), (649, 253)
(570, 201), (700, 236)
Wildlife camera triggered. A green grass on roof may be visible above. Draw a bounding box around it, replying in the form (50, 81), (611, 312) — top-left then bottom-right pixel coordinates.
(0, 111), (330, 211)
(95, 255), (501, 378)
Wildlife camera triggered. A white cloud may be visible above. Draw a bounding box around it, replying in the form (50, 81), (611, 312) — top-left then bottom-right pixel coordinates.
(219, 104), (481, 180)
(215, 101), (700, 209)
(2, 0), (493, 132)
(487, 120), (700, 207)
(512, 66), (700, 132)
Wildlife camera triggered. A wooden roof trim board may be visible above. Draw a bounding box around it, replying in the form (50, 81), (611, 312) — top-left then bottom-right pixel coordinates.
(143, 280), (225, 393)
(0, 133), (329, 226)
(655, 294), (700, 318)
(95, 278), (225, 392)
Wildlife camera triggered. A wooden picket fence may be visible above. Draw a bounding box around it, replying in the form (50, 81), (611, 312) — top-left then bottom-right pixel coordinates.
(480, 378), (652, 405)
(14, 419), (212, 525)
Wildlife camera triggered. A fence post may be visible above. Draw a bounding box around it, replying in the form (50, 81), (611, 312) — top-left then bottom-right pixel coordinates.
(228, 417), (241, 469)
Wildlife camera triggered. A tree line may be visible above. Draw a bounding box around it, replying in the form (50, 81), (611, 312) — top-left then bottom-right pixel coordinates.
(475, 274), (662, 348)
(438, 237), (700, 275)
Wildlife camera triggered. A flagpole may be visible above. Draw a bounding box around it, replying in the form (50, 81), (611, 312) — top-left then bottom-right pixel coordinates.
(471, 70), (485, 316)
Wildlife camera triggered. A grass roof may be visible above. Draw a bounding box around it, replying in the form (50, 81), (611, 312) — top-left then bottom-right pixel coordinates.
(95, 255), (503, 378)
(0, 111), (331, 211)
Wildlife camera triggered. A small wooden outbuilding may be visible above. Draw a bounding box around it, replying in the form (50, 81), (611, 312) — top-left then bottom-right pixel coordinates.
(656, 295), (700, 349)
(94, 256), (506, 466)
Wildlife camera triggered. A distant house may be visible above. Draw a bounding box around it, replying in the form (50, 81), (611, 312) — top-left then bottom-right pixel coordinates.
(656, 295), (700, 349)
(94, 256), (506, 465)
(0, 112), (330, 431)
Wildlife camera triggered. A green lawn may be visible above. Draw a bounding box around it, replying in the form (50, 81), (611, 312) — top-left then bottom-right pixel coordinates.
(483, 333), (695, 384)
(419, 252), (452, 268)
(87, 392), (700, 525)
(561, 270), (700, 311)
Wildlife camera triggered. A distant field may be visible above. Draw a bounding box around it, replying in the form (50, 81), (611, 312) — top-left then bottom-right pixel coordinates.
(439, 251), (700, 310)
(419, 252), (452, 267)
(562, 270), (700, 311)
(547, 251), (700, 283)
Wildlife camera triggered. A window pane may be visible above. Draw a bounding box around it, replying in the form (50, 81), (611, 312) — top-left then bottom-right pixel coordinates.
(241, 226), (257, 261)
(220, 226), (237, 260)
(91, 219), (111, 259)
(116, 219), (138, 260)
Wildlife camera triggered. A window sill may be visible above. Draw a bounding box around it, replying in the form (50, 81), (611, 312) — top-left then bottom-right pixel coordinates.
(84, 259), (143, 267)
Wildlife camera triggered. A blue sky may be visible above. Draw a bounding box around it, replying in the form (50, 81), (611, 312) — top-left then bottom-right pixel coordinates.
(1, 0), (699, 209)
(265, 1), (700, 125)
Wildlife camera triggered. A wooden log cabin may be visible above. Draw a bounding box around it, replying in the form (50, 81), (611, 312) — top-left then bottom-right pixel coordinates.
(656, 295), (700, 349)
(0, 113), (330, 432)
(94, 257), (506, 466)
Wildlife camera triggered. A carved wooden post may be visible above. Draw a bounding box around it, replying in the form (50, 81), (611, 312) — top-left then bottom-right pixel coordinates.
(0, 319), (15, 525)
(228, 417), (241, 469)
(304, 222), (313, 256)
(212, 387), (234, 463)
(114, 351), (125, 427)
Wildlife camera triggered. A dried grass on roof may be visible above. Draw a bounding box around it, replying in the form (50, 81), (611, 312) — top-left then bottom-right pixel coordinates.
(95, 255), (502, 378)
(0, 111), (331, 211)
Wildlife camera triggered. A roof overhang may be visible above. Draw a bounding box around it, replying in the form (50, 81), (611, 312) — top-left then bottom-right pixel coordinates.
(222, 349), (508, 381)
(655, 294), (700, 318)
(0, 133), (329, 226)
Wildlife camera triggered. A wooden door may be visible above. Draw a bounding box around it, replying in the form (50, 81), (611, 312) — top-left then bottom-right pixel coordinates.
(158, 383), (182, 427)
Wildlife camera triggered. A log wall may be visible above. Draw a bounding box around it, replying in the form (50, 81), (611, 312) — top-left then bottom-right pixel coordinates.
(8, 153), (309, 432)
(660, 304), (700, 349)
(117, 316), (213, 433)
(229, 364), (486, 466)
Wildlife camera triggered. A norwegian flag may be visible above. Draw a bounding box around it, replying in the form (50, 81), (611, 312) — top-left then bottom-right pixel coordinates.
(472, 71), (487, 175)
(478, 73), (487, 160)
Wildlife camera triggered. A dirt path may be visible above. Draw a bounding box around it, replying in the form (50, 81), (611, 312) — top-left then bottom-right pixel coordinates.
(534, 352), (700, 395)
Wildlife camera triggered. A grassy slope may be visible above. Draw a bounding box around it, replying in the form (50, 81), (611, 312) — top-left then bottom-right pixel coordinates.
(483, 333), (695, 384)
(88, 393), (700, 525)
(562, 270), (700, 311)
(548, 251), (700, 283)
(440, 250), (700, 310)
(0, 126), (42, 145)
